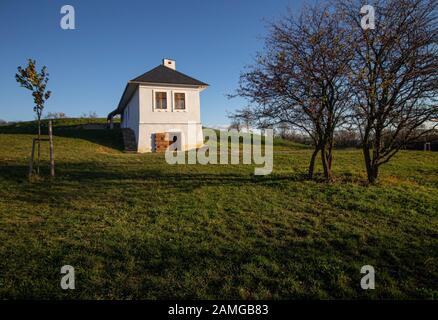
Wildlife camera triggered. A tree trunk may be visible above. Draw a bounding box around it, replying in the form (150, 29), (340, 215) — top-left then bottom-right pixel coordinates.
(321, 146), (329, 181)
(320, 144), (333, 182)
(308, 147), (319, 179)
(373, 165), (379, 182)
(326, 138), (333, 181)
(325, 151), (333, 182)
(363, 145), (379, 183)
(368, 164), (379, 184)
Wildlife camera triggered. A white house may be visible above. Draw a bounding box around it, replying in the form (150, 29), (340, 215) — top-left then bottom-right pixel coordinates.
(108, 59), (208, 152)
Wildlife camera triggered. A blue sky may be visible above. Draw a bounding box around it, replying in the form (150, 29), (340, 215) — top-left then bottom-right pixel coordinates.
(0, 0), (305, 126)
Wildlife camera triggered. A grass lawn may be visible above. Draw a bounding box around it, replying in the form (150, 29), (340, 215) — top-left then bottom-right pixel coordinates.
(0, 119), (437, 299)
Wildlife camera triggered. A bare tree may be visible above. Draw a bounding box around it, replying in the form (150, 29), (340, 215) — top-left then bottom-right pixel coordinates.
(228, 106), (254, 132)
(228, 118), (242, 131)
(232, 5), (353, 180)
(337, 0), (438, 183)
(276, 121), (291, 139)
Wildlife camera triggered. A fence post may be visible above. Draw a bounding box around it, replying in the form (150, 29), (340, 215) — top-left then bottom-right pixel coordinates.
(49, 120), (55, 177)
(28, 138), (36, 180)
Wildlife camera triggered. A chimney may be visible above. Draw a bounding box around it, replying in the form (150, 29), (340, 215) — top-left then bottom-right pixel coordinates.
(163, 58), (176, 70)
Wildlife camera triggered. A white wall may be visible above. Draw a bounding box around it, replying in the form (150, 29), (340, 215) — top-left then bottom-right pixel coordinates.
(136, 84), (204, 152)
(139, 85), (201, 123)
(121, 89), (140, 145)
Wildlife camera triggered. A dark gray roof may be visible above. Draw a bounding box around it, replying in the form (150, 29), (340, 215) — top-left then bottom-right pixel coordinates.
(109, 65), (208, 116)
(131, 65), (208, 86)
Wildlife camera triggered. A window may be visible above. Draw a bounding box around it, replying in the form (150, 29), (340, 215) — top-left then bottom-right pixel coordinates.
(174, 92), (185, 110)
(155, 91), (167, 110)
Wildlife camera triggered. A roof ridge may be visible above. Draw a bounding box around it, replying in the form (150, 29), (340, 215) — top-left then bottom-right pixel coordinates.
(130, 64), (208, 86)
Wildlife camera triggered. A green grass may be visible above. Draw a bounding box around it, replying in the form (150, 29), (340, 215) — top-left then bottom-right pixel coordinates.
(0, 119), (437, 299)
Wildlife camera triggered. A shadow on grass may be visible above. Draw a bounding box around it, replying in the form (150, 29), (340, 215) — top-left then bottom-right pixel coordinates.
(1, 167), (437, 299)
(53, 129), (124, 151)
(0, 157), (340, 193)
(0, 121), (124, 151)
(0, 161), (315, 202)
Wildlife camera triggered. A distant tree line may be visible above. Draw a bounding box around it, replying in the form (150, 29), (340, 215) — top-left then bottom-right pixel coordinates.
(44, 111), (99, 119)
(230, 0), (438, 183)
(45, 112), (67, 119)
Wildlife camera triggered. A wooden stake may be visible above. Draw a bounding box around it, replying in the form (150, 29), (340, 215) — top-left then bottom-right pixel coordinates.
(28, 138), (36, 179)
(49, 120), (55, 177)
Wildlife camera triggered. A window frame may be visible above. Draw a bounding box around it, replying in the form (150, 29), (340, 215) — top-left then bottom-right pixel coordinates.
(173, 92), (186, 111)
(154, 91), (168, 111)
(172, 91), (188, 112)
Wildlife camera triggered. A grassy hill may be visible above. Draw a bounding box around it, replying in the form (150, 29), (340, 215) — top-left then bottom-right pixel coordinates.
(0, 118), (437, 299)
